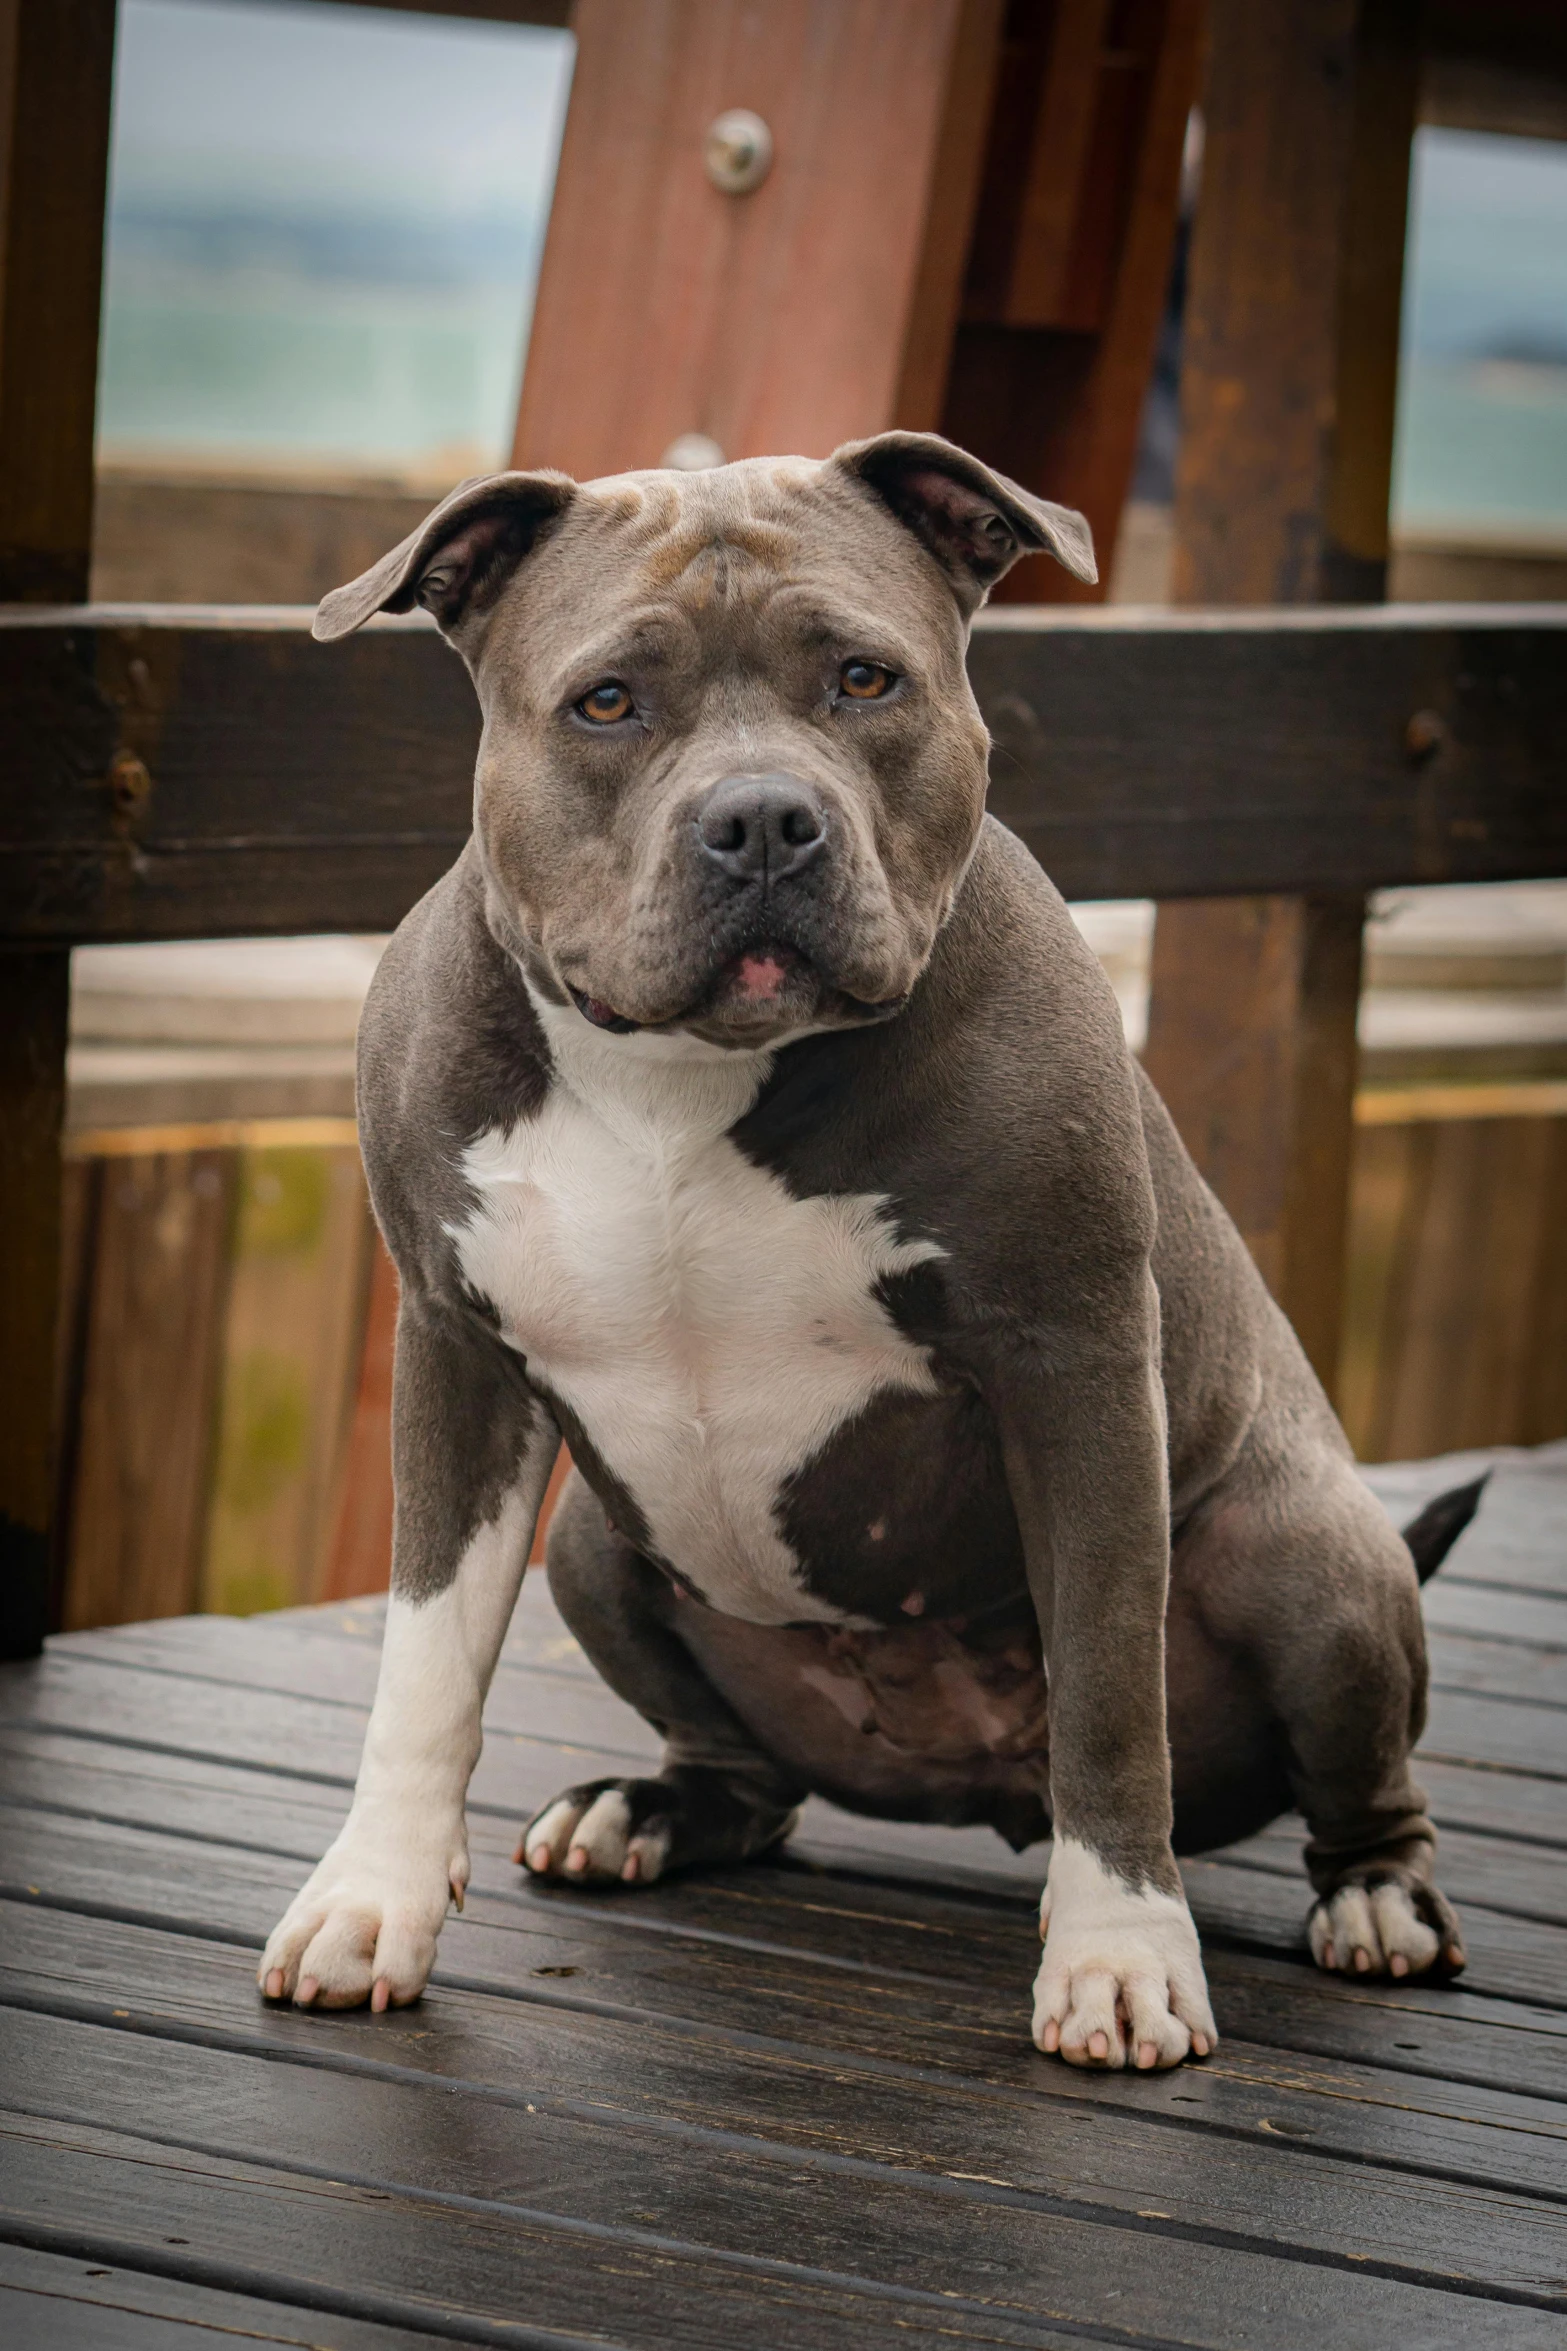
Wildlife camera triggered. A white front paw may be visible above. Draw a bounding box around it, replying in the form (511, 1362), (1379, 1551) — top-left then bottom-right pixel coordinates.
(259, 1813), (466, 2013)
(1032, 1836), (1216, 2071)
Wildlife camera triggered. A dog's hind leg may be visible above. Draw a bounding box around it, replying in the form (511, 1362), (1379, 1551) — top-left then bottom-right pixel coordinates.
(1183, 1440), (1465, 1980)
(521, 1469), (806, 1887)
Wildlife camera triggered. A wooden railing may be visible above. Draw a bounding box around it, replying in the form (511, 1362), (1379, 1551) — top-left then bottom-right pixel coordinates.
(4, 602), (1563, 944)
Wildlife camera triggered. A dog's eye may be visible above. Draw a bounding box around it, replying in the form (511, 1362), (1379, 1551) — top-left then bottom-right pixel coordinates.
(839, 660), (895, 701)
(578, 680), (634, 725)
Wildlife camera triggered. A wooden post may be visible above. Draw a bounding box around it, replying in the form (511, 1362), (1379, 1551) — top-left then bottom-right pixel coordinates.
(514, 0), (1007, 476)
(0, 0), (117, 1655)
(1142, 0), (1420, 1396)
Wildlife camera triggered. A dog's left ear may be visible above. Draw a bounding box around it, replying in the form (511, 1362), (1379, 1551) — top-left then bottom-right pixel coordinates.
(832, 431), (1096, 611)
(313, 468), (575, 643)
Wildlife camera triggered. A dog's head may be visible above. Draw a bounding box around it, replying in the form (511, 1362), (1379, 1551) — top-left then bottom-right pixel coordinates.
(317, 433), (1093, 1048)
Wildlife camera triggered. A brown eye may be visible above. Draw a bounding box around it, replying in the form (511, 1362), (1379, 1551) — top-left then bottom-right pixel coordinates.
(578, 680), (634, 724)
(839, 660), (894, 700)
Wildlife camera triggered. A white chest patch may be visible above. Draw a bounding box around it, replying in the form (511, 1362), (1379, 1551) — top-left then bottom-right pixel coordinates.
(447, 1002), (943, 1626)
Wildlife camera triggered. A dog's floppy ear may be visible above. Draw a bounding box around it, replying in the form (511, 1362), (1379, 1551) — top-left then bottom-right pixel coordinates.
(313, 468), (575, 643)
(832, 431), (1095, 610)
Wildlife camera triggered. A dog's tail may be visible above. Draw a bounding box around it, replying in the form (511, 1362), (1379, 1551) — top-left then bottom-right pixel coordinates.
(1401, 1474), (1489, 1585)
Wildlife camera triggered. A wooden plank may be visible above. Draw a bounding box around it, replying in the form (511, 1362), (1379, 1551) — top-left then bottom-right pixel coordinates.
(1143, 0), (1424, 1397)
(513, 0), (1003, 478)
(0, 0), (115, 603)
(0, 1), (117, 1659)
(2, 605), (1565, 946)
(323, 1233), (397, 1603)
(6, 1782), (1567, 2099)
(8, 1902), (1567, 2218)
(7, 1998), (1567, 2325)
(60, 1150), (236, 1632)
(0, 2244), (462, 2351)
(0, 952), (70, 1656)
(20, 2098), (1562, 2351)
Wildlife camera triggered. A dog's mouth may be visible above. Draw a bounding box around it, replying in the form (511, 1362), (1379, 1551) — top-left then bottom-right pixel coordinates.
(568, 944), (906, 1041)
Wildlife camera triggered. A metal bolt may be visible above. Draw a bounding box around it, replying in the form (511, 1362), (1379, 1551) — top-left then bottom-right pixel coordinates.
(107, 748), (152, 817)
(1405, 709), (1449, 762)
(703, 108), (773, 195)
(661, 432), (725, 471)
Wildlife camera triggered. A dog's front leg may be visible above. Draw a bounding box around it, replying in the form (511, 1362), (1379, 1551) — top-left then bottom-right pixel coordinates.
(991, 1275), (1215, 2072)
(260, 1297), (556, 2012)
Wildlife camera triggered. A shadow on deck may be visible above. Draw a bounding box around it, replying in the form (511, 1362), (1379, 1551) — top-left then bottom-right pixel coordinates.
(1, 1445), (1565, 2349)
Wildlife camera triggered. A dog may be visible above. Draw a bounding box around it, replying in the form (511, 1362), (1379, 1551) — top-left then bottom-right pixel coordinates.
(259, 432), (1474, 2069)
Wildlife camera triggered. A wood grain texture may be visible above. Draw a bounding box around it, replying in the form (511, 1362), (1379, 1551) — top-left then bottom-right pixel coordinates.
(2, 1447), (1566, 2349)
(2, 605), (1563, 945)
(0, 952), (70, 1656)
(1143, 0), (1425, 1393)
(60, 1150), (235, 1632)
(943, 0), (1204, 604)
(513, 0), (999, 477)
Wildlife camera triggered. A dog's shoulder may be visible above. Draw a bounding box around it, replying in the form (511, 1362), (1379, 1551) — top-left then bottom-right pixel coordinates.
(357, 844), (551, 1277)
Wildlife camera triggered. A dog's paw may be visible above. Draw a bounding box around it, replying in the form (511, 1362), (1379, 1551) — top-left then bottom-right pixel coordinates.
(1308, 1876), (1465, 1980)
(1032, 1836), (1216, 2071)
(519, 1778), (675, 1886)
(259, 1814), (465, 2013)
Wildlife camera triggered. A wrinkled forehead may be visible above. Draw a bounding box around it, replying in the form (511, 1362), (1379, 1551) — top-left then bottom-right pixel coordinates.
(530, 455), (950, 646)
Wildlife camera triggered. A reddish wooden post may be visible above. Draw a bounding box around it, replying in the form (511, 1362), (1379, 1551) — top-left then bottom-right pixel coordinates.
(514, 0), (1007, 476)
(0, 0), (117, 1656)
(1142, 0), (1421, 1396)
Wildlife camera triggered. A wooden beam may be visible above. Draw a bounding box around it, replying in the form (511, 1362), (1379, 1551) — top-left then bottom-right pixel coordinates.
(1, 604), (1563, 946)
(513, 0), (1005, 478)
(0, 0), (116, 1656)
(1143, 0), (1421, 1397)
(941, 0), (1206, 603)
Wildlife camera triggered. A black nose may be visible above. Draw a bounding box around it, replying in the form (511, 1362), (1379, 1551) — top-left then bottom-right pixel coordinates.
(696, 773), (826, 882)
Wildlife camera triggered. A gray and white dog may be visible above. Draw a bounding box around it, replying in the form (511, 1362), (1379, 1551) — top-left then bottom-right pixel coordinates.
(260, 432), (1473, 2070)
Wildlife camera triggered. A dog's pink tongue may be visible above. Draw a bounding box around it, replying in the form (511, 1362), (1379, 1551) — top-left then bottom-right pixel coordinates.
(735, 952), (790, 1003)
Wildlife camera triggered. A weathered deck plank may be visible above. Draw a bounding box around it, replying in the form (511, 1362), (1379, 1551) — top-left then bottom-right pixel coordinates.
(2, 1446), (1565, 2346)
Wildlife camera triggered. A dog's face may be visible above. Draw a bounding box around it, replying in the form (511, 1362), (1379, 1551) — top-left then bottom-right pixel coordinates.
(318, 433), (1093, 1048)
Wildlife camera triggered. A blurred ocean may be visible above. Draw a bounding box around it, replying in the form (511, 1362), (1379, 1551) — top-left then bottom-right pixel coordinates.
(98, 0), (575, 480)
(1393, 129), (1567, 536)
(98, 11), (1567, 532)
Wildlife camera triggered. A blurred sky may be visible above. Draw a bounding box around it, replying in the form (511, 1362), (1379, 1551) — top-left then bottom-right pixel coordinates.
(97, 3), (1567, 533)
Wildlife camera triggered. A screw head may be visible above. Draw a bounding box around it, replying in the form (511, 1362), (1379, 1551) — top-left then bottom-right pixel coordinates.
(1405, 709), (1449, 762)
(107, 748), (152, 816)
(703, 108), (773, 196)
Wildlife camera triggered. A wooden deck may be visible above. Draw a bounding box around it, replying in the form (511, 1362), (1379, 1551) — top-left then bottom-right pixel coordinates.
(2, 1446), (1565, 2350)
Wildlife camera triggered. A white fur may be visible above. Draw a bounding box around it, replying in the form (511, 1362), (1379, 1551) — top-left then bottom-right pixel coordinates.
(1309, 1882), (1440, 1976)
(260, 1439), (555, 2008)
(525, 1785), (673, 1885)
(1033, 1835), (1216, 2070)
(447, 993), (944, 1626)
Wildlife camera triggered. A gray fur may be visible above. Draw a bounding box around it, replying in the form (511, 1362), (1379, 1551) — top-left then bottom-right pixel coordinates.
(327, 430), (1463, 2016)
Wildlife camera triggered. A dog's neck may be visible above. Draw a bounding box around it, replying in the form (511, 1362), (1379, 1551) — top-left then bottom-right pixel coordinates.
(522, 979), (774, 1144)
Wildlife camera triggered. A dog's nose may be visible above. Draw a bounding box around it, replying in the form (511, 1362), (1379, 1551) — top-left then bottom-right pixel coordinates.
(696, 774), (825, 882)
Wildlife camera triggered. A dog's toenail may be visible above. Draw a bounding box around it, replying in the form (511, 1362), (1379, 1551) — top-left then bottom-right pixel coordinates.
(263, 1969), (284, 2000)
(1389, 1953), (1408, 1977)
(1353, 1947), (1371, 1972)
(565, 1847), (588, 1873)
(1191, 2033), (1210, 2058)
(1088, 2030), (1109, 2059)
(297, 1977), (318, 2007)
(371, 1978), (389, 2013)
(1137, 2041), (1156, 2068)
(528, 1844), (550, 1872)
(622, 1854), (640, 1882)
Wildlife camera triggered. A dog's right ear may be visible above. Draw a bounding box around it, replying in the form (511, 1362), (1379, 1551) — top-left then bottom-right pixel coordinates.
(313, 469), (575, 643)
